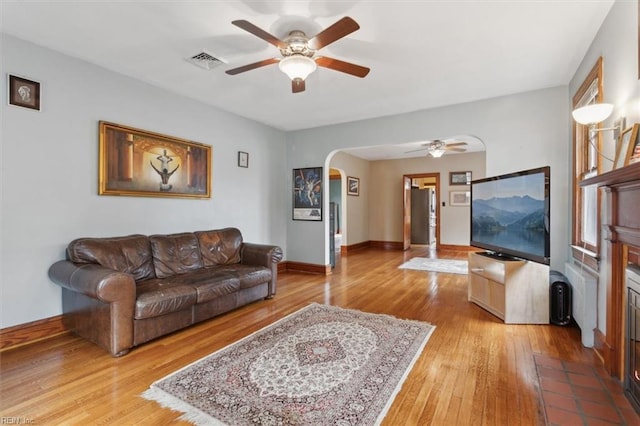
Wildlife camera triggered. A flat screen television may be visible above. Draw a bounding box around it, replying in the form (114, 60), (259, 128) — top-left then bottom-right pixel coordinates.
(470, 166), (550, 265)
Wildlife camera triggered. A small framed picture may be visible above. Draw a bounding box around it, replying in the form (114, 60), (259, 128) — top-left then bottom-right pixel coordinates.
(449, 190), (470, 207)
(347, 176), (360, 196)
(8, 75), (40, 111)
(615, 124), (639, 169)
(450, 171), (472, 185)
(238, 151), (249, 168)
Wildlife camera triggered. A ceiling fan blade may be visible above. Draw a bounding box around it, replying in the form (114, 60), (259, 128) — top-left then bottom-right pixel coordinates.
(308, 17), (360, 50)
(225, 58), (279, 75)
(231, 20), (288, 49)
(292, 78), (306, 93)
(445, 142), (468, 147)
(404, 148), (430, 153)
(446, 148), (467, 152)
(315, 56), (370, 78)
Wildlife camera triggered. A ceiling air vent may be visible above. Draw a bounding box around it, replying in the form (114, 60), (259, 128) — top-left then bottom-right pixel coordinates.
(186, 50), (227, 70)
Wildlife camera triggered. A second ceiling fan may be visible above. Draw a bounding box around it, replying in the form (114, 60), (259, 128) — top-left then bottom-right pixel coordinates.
(406, 140), (468, 158)
(225, 17), (370, 93)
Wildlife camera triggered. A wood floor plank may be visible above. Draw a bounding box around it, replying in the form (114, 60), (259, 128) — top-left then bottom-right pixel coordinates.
(0, 246), (609, 424)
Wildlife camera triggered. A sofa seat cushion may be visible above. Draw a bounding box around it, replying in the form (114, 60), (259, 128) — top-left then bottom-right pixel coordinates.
(135, 280), (197, 319)
(212, 265), (272, 289)
(178, 269), (240, 303)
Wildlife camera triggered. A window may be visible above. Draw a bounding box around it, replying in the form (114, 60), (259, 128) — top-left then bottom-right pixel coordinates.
(571, 57), (603, 269)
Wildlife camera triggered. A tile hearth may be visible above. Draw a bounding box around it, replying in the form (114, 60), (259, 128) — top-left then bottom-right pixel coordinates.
(534, 354), (640, 425)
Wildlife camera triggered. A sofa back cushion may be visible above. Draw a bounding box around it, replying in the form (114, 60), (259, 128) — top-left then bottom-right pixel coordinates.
(149, 232), (203, 278)
(195, 228), (242, 267)
(67, 235), (155, 281)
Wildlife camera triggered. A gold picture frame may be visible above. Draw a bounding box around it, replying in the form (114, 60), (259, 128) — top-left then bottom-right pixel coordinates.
(630, 127), (640, 164)
(615, 124), (639, 169)
(99, 121), (211, 198)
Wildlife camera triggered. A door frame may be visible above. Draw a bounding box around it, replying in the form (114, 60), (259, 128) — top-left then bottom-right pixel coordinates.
(403, 173), (440, 250)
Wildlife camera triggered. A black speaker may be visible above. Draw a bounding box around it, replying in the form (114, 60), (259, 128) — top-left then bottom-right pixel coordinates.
(549, 270), (572, 326)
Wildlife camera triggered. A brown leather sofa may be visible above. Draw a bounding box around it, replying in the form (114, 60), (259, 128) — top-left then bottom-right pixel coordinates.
(48, 227), (283, 357)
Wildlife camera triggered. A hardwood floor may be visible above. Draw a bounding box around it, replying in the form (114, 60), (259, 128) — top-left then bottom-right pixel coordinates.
(0, 246), (629, 424)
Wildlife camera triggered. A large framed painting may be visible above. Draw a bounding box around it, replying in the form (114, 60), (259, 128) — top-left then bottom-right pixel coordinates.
(99, 121), (211, 198)
(293, 167), (322, 221)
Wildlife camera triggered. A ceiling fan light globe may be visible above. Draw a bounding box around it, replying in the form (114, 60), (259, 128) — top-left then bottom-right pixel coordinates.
(279, 55), (317, 81)
(430, 149), (445, 158)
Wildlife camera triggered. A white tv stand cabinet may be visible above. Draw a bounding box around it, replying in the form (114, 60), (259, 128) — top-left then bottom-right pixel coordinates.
(468, 252), (549, 324)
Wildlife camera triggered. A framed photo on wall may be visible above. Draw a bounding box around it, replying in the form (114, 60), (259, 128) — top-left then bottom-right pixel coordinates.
(630, 129), (640, 164)
(99, 121), (211, 199)
(615, 124), (639, 169)
(238, 151), (249, 168)
(347, 176), (360, 196)
(293, 167), (323, 220)
(449, 190), (470, 206)
(450, 171), (472, 185)
(8, 75), (40, 111)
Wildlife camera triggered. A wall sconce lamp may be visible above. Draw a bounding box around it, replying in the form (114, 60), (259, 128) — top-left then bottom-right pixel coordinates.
(571, 103), (622, 140)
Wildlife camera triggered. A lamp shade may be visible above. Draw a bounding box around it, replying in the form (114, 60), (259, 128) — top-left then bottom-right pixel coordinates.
(572, 103), (614, 125)
(278, 55), (317, 81)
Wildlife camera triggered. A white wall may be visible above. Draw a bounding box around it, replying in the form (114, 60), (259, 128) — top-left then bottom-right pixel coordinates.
(568, 0), (640, 338)
(328, 151), (370, 247)
(0, 35), (287, 328)
(286, 86), (570, 270)
(369, 152), (486, 246)
(5, 13), (598, 328)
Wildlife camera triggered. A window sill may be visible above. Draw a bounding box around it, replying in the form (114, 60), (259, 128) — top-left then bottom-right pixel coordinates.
(570, 245), (599, 271)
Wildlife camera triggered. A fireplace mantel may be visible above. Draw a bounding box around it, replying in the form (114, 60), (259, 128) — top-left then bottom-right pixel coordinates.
(581, 162), (640, 188)
(581, 161), (640, 378)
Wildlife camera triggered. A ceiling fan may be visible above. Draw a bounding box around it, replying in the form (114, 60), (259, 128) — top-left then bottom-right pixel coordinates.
(406, 140), (468, 158)
(225, 17), (370, 93)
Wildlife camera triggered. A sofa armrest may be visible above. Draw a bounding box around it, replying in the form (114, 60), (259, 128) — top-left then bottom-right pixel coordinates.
(48, 260), (136, 356)
(241, 243), (283, 267)
(48, 260), (136, 303)
(241, 243), (283, 298)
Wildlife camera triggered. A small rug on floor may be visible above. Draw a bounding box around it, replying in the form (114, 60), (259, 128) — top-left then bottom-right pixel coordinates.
(142, 303), (435, 425)
(398, 257), (468, 274)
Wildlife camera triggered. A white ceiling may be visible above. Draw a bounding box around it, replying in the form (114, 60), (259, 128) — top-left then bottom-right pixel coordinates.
(1, 1), (613, 159)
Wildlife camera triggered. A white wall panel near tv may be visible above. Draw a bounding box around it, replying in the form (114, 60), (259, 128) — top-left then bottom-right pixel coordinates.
(287, 87), (570, 270)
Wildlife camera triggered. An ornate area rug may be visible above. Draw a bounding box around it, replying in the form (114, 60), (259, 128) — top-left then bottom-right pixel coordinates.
(398, 257), (468, 274)
(142, 303), (435, 425)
